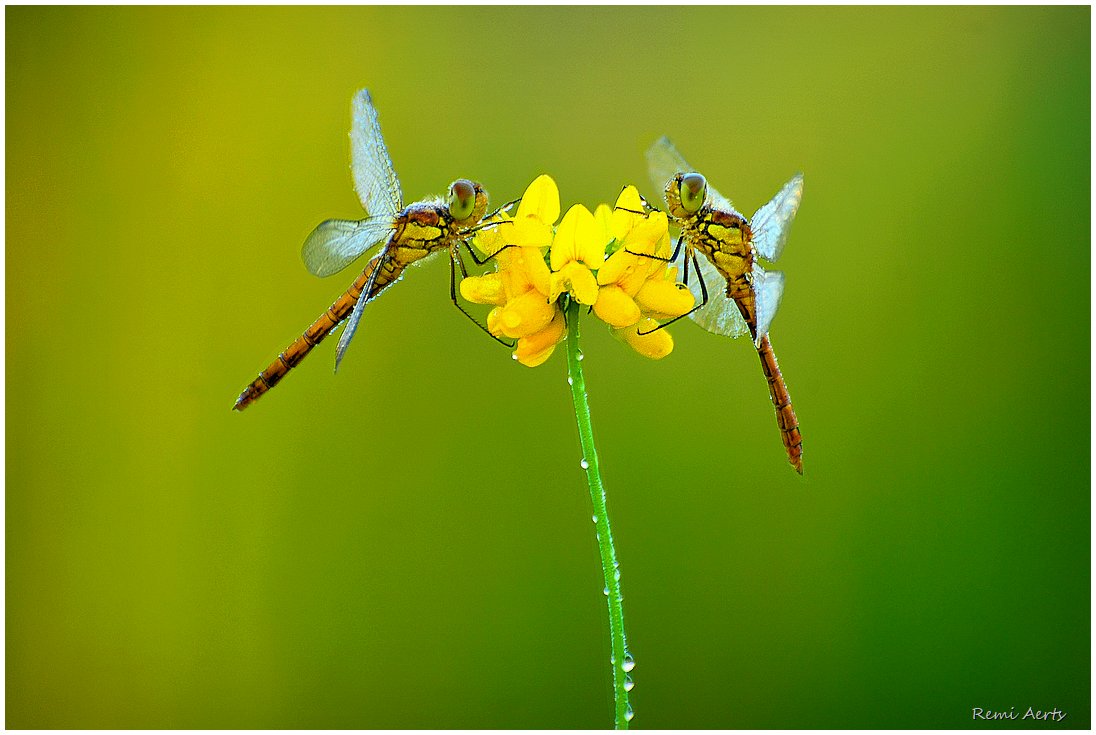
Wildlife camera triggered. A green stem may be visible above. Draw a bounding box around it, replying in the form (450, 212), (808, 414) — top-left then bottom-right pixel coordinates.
(564, 299), (632, 729)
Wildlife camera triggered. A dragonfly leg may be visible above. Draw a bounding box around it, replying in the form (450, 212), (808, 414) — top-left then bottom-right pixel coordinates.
(449, 247), (514, 348)
(461, 239), (518, 267)
(484, 197), (520, 220)
(636, 250), (709, 336)
(624, 249), (673, 263)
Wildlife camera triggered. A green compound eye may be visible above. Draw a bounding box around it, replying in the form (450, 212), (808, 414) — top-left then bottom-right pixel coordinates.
(448, 179), (476, 220)
(679, 173), (707, 214)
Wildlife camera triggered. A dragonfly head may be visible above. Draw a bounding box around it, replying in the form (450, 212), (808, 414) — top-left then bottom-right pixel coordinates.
(448, 179), (488, 226)
(665, 172), (708, 220)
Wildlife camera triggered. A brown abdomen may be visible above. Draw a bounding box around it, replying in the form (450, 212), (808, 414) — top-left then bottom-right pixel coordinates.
(233, 253), (404, 411)
(755, 334), (803, 473)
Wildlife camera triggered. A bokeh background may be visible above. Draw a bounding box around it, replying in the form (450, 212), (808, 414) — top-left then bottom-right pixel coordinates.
(7, 6), (1089, 729)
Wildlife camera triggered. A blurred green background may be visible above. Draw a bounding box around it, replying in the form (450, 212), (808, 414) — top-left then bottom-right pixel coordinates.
(7, 6), (1089, 729)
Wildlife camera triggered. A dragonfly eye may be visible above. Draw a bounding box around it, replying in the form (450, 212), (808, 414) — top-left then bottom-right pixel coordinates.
(679, 173), (707, 214)
(448, 179), (477, 221)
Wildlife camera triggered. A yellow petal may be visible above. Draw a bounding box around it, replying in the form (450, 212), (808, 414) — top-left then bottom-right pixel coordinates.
(460, 272), (506, 305)
(502, 245), (552, 297)
(550, 262), (599, 305)
(610, 185), (647, 241)
(620, 214), (667, 257)
(614, 185), (645, 213)
(550, 204), (586, 269)
(486, 307), (505, 336)
(597, 247), (636, 286)
(653, 227), (672, 260)
(510, 215), (554, 248)
(635, 278), (695, 317)
(515, 174), (560, 225)
(472, 212), (513, 256)
(593, 284), (642, 327)
(550, 204), (605, 270)
(514, 311), (566, 367)
(593, 204), (614, 244)
(498, 290), (555, 338)
(615, 318), (674, 359)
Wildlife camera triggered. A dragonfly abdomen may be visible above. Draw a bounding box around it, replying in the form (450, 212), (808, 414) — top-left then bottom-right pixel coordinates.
(233, 253), (406, 411)
(755, 334), (803, 473)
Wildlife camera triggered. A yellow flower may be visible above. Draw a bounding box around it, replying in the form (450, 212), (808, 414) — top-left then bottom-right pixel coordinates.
(460, 175), (567, 367)
(548, 204), (606, 305)
(460, 179), (695, 366)
(590, 187), (695, 358)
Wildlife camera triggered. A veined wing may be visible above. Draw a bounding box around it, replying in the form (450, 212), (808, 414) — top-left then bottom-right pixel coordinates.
(301, 216), (394, 277)
(646, 136), (736, 213)
(752, 264), (785, 346)
(674, 246), (751, 339)
(351, 89), (403, 218)
(751, 173), (803, 263)
(334, 245), (391, 371)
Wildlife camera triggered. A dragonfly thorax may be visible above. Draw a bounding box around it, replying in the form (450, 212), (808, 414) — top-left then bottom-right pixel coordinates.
(393, 202), (456, 253)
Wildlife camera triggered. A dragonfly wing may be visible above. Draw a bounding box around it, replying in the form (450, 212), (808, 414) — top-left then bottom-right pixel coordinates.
(675, 247), (751, 339)
(333, 247), (389, 371)
(751, 172), (803, 263)
(301, 217), (394, 277)
(752, 264), (785, 346)
(351, 89), (403, 217)
(646, 136), (734, 211)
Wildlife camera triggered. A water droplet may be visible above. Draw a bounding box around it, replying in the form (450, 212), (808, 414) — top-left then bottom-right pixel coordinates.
(567, 376), (573, 385)
(625, 705), (634, 722)
(622, 655), (636, 673)
(577, 352), (585, 361)
(580, 458), (589, 470)
(591, 515), (598, 524)
(624, 675), (635, 692)
(511, 354), (518, 360)
(614, 569), (621, 581)
(603, 586), (610, 596)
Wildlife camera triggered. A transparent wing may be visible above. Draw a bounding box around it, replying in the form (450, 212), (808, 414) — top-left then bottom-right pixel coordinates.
(334, 247), (389, 371)
(750, 173), (803, 263)
(645, 136), (735, 212)
(674, 246), (751, 339)
(752, 264), (785, 346)
(301, 217), (393, 278)
(351, 89), (403, 217)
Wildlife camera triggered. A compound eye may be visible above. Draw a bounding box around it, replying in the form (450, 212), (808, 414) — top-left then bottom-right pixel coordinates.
(679, 173), (707, 214)
(448, 179), (476, 220)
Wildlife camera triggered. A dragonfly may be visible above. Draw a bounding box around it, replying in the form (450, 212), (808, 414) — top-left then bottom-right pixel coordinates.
(234, 89), (503, 411)
(646, 136), (805, 473)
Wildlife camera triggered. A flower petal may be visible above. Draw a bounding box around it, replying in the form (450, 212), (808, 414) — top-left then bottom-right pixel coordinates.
(570, 262), (600, 305)
(615, 185), (645, 214)
(549, 263), (599, 305)
(473, 212), (513, 256)
(635, 278), (695, 317)
(460, 272), (506, 305)
(514, 311), (566, 367)
(593, 284), (642, 327)
(621, 213), (667, 257)
(551, 204), (585, 269)
(515, 174), (560, 225)
(593, 204), (614, 245)
(498, 290), (555, 338)
(501, 245), (552, 297)
(615, 318), (674, 359)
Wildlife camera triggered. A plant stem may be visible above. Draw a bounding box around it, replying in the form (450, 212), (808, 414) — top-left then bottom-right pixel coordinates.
(564, 299), (632, 729)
